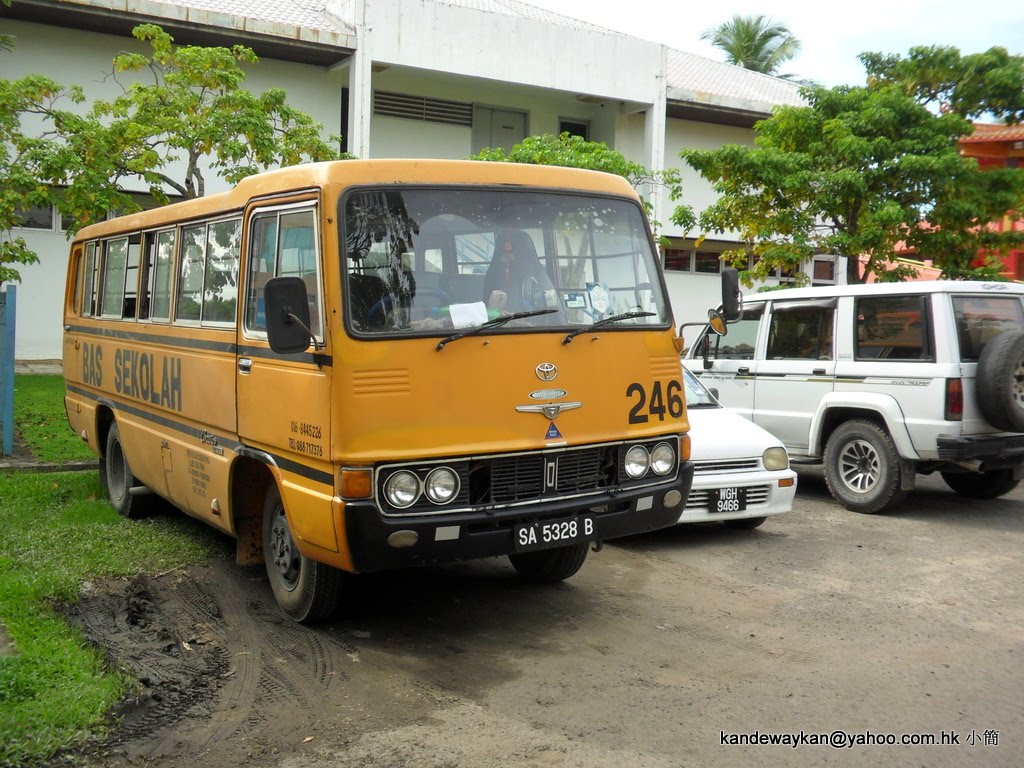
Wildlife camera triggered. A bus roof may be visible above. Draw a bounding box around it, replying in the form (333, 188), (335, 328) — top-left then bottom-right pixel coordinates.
(73, 159), (641, 240)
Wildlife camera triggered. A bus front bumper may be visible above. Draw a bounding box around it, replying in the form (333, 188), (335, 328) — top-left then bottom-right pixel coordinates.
(341, 462), (693, 573)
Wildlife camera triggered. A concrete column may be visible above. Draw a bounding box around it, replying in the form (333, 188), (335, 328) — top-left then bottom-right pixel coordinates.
(347, 0), (373, 158)
(643, 45), (668, 230)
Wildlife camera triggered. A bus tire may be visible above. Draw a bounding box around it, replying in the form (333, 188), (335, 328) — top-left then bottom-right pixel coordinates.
(262, 485), (343, 623)
(101, 422), (150, 519)
(508, 542), (589, 583)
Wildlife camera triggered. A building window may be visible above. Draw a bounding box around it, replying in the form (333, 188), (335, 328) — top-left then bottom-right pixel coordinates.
(663, 248), (691, 271)
(694, 251), (722, 274)
(812, 257), (837, 286)
(559, 119), (589, 140)
(13, 204), (72, 231)
(15, 205), (53, 229)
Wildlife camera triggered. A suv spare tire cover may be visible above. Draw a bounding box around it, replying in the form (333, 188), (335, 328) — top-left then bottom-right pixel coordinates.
(976, 330), (1024, 433)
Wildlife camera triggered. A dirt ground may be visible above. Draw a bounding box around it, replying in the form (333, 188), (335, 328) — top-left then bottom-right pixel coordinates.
(56, 468), (1023, 768)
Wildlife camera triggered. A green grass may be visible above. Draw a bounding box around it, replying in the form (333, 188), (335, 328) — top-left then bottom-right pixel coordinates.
(0, 472), (222, 766)
(0, 375), (224, 766)
(13, 375), (95, 463)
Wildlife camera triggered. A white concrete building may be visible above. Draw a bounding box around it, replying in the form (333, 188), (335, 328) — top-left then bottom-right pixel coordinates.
(1, 0), (815, 360)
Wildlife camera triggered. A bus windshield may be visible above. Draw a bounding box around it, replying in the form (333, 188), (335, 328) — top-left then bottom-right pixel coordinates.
(341, 187), (670, 337)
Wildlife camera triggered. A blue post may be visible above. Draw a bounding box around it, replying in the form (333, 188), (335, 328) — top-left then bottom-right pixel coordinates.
(0, 285), (15, 455)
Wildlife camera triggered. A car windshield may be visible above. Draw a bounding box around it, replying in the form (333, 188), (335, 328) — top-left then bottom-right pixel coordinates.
(341, 187), (670, 337)
(682, 366), (719, 408)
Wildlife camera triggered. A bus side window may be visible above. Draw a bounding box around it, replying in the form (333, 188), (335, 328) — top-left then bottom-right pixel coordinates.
(99, 237), (129, 319)
(246, 207), (320, 338)
(81, 242), (98, 317)
(202, 218), (241, 326)
(280, 211), (320, 337)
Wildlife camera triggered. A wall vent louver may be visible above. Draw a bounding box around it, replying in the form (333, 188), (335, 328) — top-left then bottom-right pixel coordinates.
(373, 91), (473, 127)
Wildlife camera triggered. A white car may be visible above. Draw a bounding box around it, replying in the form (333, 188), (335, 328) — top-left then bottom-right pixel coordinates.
(680, 366), (797, 529)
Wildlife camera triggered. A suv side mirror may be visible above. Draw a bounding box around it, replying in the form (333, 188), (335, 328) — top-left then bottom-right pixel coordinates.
(721, 268), (741, 323)
(708, 308), (727, 336)
(265, 276), (313, 354)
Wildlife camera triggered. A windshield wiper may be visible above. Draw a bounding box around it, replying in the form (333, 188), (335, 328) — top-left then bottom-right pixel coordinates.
(435, 309), (558, 351)
(561, 311), (656, 345)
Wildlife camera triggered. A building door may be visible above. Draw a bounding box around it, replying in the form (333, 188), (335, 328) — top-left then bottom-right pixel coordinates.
(472, 107), (527, 153)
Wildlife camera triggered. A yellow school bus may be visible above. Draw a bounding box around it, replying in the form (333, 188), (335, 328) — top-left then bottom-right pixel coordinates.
(63, 159), (695, 622)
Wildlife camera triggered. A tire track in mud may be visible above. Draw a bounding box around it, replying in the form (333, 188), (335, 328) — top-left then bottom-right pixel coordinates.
(66, 562), (361, 766)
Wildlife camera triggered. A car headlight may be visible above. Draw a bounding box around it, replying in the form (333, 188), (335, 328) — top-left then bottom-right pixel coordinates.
(383, 470), (421, 508)
(649, 442), (675, 476)
(762, 446), (790, 471)
(624, 445), (651, 479)
(424, 467), (460, 504)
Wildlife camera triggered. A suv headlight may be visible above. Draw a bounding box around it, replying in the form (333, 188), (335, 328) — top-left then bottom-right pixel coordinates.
(762, 446), (790, 471)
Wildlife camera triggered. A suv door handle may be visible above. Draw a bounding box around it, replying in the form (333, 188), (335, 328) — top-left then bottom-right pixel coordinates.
(737, 366), (750, 375)
(238, 358), (253, 374)
(813, 368), (826, 376)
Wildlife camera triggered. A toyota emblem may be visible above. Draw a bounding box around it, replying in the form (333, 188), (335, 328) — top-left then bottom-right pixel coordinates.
(535, 362), (558, 381)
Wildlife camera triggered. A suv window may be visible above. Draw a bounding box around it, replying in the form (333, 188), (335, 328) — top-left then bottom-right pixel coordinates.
(953, 296), (1024, 361)
(766, 301), (834, 360)
(709, 306), (762, 359)
(856, 295), (932, 361)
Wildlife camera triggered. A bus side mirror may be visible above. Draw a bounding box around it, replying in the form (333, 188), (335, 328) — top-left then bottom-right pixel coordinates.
(721, 267), (741, 323)
(265, 276), (313, 354)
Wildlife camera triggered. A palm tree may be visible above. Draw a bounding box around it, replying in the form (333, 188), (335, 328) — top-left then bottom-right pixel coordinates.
(700, 15), (801, 77)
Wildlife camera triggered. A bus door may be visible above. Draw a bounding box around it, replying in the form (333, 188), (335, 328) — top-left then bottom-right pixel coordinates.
(236, 202), (334, 540)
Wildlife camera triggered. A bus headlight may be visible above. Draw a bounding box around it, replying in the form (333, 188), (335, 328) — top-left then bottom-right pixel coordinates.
(424, 467), (460, 504)
(383, 470), (421, 508)
(649, 442), (675, 476)
(763, 447), (790, 471)
(624, 445), (650, 479)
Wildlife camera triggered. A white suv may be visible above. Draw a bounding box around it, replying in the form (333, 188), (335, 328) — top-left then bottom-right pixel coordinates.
(686, 280), (1024, 513)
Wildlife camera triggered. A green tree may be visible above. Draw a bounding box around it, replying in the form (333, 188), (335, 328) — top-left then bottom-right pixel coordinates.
(0, 23), (346, 284)
(680, 46), (1024, 285)
(94, 24), (347, 199)
(0, 76), (126, 284)
(700, 15), (801, 77)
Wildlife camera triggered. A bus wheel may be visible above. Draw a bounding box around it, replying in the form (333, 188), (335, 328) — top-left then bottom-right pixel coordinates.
(262, 485), (343, 623)
(508, 542), (589, 583)
(101, 423), (148, 519)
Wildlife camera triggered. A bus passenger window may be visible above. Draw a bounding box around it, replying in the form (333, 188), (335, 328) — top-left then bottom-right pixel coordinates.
(202, 218), (241, 325)
(82, 242), (98, 317)
(100, 237), (129, 318)
(154, 230), (174, 321)
(177, 225), (205, 322)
